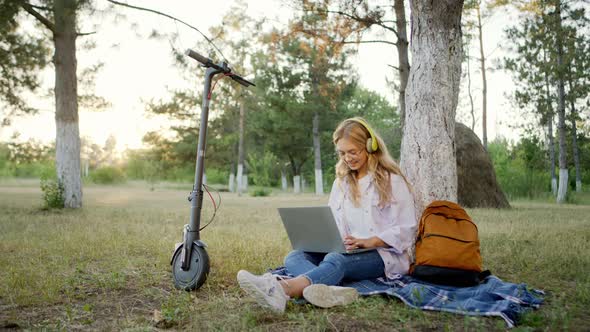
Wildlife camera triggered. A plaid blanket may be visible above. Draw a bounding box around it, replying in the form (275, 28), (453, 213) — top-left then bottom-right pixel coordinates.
(270, 267), (544, 328)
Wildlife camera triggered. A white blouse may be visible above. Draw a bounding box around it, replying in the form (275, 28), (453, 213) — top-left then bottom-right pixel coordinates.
(342, 174), (375, 239)
(328, 173), (418, 277)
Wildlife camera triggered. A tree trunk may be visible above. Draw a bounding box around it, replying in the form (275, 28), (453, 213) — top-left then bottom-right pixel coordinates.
(571, 114), (581, 192)
(229, 161), (235, 192)
(548, 115), (557, 195)
(229, 173), (235, 192)
(543, 48), (557, 196)
(466, 48), (476, 131)
(293, 175), (301, 194)
(312, 111), (323, 195)
(555, 1), (568, 204)
(54, 0), (82, 208)
(281, 169), (288, 191)
(566, 73), (582, 192)
(394, 0), (410, 132)
(543, 49), (557, 196)
(400, 0), (464, 214)
(476, 3), (487, 150)
(237, 100), (245, 196)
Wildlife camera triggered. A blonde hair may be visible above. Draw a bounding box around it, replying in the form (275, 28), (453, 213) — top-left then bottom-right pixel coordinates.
(333, 117), (408, 207)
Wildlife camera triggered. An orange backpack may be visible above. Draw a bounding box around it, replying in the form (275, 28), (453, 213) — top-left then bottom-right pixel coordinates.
(411, 200), (490, 286)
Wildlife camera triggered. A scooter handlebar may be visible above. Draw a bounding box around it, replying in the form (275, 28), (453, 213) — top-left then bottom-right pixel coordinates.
(185, 49), (255, 87)
(230, 74), (256, 87)
(185, 49), (212, 66)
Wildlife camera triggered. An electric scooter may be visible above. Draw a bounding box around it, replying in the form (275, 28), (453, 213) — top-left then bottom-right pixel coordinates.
(170, 49), (255, 290)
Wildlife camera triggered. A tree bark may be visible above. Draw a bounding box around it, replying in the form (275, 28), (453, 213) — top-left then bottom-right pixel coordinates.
(555, 0), (568, 204)
(548, 115), (557, 195)
(229, 173), (235, 192)
(466, 48), (476, 131)
(476, 2), (487, 150)
(543, 48), (557, 196)
(400, 0), (464, 214)
(394, 0), (410, 131)
(237, 100), (245, 196)
(571, 113), (581, 192)
(312, 111), (323, 195)
(567, 73), (582, 192)
(281, 169), (288, 191)
(54, 0), (82, 208)
(229, 161), (235, 192)
(293, 175), (301, 194)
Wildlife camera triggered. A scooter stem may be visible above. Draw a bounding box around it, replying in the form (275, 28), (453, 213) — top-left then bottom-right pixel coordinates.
(181, 66), (222, 270)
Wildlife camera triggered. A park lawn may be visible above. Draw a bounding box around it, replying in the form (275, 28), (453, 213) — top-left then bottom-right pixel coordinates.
(0, 180), (589, 331)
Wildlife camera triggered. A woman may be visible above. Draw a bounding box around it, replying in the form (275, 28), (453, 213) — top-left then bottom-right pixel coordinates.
(237, 117), (417, 313)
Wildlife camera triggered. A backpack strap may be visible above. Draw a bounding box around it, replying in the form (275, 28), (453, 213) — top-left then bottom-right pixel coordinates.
(479, 269), (492, 281)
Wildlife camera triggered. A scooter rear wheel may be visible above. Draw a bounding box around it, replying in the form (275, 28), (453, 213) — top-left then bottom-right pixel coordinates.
(171, 244), (210, 291)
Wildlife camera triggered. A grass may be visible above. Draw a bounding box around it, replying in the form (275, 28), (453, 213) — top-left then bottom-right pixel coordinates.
(0, 179), (589, 331)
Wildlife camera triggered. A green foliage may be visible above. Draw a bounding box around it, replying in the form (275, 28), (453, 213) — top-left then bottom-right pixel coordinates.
(247, 151), (279, 187)
(205, 168), (227, 185)
(40, 177), (65, 209)
(12, 160), (55, 178)
(0, 141), (55, 178)
(164, 166), (193, 183)
(489, 138), (550, 199)
(124, 149), (165, 184)
(89, 167), (126, 184)
(0, 0), (50, 121)
(249, 187), (272, 197)
(0, 144), (11, 177)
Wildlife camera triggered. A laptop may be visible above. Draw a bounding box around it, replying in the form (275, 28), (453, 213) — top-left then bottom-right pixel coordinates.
(277, 206), (374, 254)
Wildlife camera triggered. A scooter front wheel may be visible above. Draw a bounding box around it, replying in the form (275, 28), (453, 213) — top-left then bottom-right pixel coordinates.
(171, 244), (210, 291)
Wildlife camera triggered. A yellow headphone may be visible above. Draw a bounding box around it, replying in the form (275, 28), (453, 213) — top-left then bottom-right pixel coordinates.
(350, 117), (379, 153)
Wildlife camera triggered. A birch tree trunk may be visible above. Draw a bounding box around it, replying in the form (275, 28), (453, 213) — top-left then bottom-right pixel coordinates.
(242, 175), (248, 191)
(400, 0), (464, 214)
(571, 113), (581, 192)
(548, 115), (557, 195)
(312, 111), (323, 195)
(293, 175), (301, 194)
(237, 101), (245, 196)
(229, 163), (235, 192)
(476, 3), (488, 150)
(228, 170), (236, 193)
(54, 0), (82, 208)
(566, 64), (582, 193)
(394, 0), (410, 131)
(281, 169), (288, 191)
(555, 1), (568, 204)
(543, 48), (557, 196)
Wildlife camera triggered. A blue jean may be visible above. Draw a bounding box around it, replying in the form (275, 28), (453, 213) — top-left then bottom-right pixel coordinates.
(284, 249), (385, 286)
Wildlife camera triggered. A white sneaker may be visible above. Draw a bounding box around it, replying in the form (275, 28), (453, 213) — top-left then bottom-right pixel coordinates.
(302, 284), (359, 308)
(237, 270), (289, 313)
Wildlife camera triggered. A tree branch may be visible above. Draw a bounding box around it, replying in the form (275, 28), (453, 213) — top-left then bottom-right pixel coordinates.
(343, 39), (397, 46)
(320, 8), (399, 38)
(28, 3), (51, 11)
(106, 0), (227, 61)
(20, 2), (55, 33)
(77, 31), (97, 37)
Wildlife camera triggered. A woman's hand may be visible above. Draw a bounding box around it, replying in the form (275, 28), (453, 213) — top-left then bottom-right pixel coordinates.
(343, 235), (386, 250)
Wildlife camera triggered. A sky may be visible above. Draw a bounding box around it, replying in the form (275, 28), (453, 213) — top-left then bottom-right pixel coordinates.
(3, 0), (522, 152)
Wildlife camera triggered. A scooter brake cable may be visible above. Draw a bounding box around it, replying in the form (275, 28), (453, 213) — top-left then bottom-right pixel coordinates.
(207, 73), (232, 100)
(199, 183), (222, 231)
